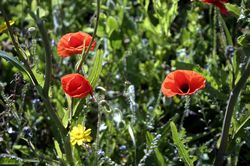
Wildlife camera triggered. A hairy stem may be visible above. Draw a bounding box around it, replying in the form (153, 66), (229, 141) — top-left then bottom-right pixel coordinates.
(29, 11), (52, 96)
(29, 11), (74, 166)
(95, 100), (102, 165)
(214, 56), (250, 165)
(180, 96), (190, 129)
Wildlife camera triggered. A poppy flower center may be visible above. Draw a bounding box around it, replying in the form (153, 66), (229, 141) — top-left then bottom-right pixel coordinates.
(68, 35), (83, 47)
(180, 83), (189, 93)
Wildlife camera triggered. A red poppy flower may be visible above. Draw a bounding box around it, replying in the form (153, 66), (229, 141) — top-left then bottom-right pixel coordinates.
(61, 73), (93, 98)
(202, 0), (229, 15)
(161, 70), (206, 97)
(57, 32), (96, 58)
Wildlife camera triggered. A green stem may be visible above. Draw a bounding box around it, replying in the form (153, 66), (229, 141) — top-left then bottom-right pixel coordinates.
(214, 56), (250, 165)
(228, 58), (235, 88)
(212, 8), (217, 59)
(95, 101), (102, 165)
(29, 11), (74, 165)
(36, 88), (74, 165)
(76, 0), (100, 73)
(29, 11), (52, 96)
(153, 89), (162, 112)
(180, 96), (190, 129)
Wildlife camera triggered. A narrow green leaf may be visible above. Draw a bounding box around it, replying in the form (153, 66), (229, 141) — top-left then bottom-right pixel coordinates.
(144, 0), (150, 12)
(0, 154), (23, 164)
(232, 104), (250, 139)
(0, 51), (29, 75)
(164, 0), (178, 36)
(128, 124), (136, 147)
(73, 99), (85, 117)
(54, 140), (63, 159)
(62, 108), (70, 128)
(170, 122), (193, 166)
(0, 50), (38, 86)
(225, 3), (241, 17)
(237, 34), (250, 46)
(88, 50), (103, 88)
(219, 15), (233, 46)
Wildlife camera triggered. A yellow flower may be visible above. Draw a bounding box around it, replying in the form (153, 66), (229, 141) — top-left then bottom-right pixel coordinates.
(70, 124), (92, 146)
(0, 20), (15, 33)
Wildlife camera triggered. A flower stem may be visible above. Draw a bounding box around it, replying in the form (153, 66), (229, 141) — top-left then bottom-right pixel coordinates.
(76, 0), (100, 73)
(214, 56), (250, 165)
(95, 100), (102, 165)
(29, 10), (74, 166)
(29, 11), (52, 97)
(180, 96), (190, 129)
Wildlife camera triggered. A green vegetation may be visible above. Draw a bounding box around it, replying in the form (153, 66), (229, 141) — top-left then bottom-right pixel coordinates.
(0, 0), (250, 165)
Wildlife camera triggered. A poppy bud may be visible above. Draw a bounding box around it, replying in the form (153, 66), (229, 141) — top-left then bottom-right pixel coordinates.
(61, 73), (93, 98)
(57, 32), (96, 58)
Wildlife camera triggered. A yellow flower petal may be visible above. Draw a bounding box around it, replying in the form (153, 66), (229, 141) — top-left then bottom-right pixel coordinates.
(69, 124), (92, 146)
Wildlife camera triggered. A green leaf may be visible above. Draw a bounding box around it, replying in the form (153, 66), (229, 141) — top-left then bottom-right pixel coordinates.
(232, 104), (250, 139)
(163, 0), (178, 36)
(31, 1), (48, 18)
(0, 154), (22, 164)
(88, 50), (103, 88)
(237, 34), (250, 46)
(62, 108), (70, 128)
(73, 99), (85, 117)
(170, 122), (194, 166)
(144, 0), (150, 12)
(143, 17), (157, 34)
(106, 16), (118, 36)
(0, 51), (29, 75)
(54, 140), (63, 159)
(128, 124), (136, 147)
(219, 14), (233, 46)
(225, 3), (241, 16)
(0, 50), (41, 88)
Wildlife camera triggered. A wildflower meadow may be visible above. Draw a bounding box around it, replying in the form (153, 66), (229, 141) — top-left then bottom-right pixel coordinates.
(0, 0), (250, 165)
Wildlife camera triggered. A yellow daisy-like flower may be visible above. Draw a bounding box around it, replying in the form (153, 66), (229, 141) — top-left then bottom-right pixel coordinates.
(0, 20), (15, 33)
(70, 124), (92, 146)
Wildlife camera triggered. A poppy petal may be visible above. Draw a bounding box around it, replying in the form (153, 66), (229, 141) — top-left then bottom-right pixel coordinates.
(173, 70), (191, 94)
(57, 32), (96, 57)
(161, 70), (206, 97)
(61, 73), (93, 98)
(68, 34), (84, 47)
(189, 74), (206, 94)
